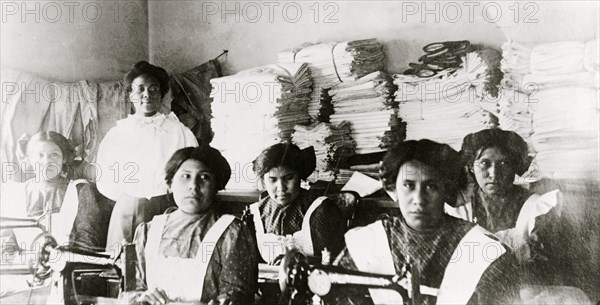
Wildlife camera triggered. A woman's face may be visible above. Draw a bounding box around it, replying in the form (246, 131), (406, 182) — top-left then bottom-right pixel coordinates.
(263, 166), (301, 206)
(129, 74), (161, 117)
(170, 159), (216, 214)
(395, 160), (447, 232)
(473, 147), (516, 196)
(27, 141), (64, 181)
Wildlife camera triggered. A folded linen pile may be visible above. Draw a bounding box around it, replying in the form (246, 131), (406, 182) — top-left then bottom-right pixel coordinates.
(292, 121), (356, 182)
(210, 63), (312, 189)
(279, 39), (385, 120)
(327, 71), (400, 154)
(498, 40), (599, 180)
(393, 51), (500, 150)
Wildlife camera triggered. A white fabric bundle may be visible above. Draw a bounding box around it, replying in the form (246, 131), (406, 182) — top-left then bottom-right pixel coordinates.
(530, 41), (586, 75)
(279, 39), (385, 119)
(326, 71), (399, 154)
(584, 40), (599, 72)
(501, 40), (599, 75)
(496, 90), (535, 152)
(499, 39), (600, 181)
(329, 109), (400, 154)
(521, 72), (600, 92)
(330, 71), (396, 114)
(501, 40), (534, 74)
(292, 122), (355, 182)
(210, 63), (312, 189)
(529, 87), (599, 151)
(394, 52), (495, 150)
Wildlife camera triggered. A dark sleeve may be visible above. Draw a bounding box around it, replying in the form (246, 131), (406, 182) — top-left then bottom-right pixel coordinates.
(132, 222), (150, 291)
(310, 199), (347, 258)
(70, 183), (105, 250)
(323, 247), (374, 305)
(471, 250), (520, 304)
(215, 219), (258, 304)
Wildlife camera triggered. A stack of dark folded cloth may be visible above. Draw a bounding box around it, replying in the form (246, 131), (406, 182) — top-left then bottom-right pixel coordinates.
(292, 121), (356, 182)
(279, 39), (385, 121)
(328, 71), (400, 154)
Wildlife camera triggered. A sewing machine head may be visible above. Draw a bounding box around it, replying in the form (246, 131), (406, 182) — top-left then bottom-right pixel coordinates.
(1, 221), (135, 305)
(279, 249), (413, 305)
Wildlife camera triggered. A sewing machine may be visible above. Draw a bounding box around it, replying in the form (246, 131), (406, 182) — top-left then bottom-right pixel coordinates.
(276, 249), (415, 305)
(0, 216), (135, 304)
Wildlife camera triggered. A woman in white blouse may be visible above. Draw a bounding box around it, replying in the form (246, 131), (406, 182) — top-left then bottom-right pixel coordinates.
(96, 61), (198, 250)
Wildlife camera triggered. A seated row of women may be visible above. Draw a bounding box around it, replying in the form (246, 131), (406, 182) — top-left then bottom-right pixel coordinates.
(2, 127), (579, 304)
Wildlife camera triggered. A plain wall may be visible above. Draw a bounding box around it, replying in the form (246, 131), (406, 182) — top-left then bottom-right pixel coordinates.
(2, 1), (597, 80)
(148, 1), (599, 76)
(1, 0), (149, 82)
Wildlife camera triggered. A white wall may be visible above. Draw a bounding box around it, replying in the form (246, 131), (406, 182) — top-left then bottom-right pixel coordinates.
(1, 0), (149, 82)
(148, 1), (598, 75)
(2, 1), (597, 80)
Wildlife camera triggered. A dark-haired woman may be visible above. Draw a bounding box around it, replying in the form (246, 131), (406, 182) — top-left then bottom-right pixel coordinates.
(330, 139), (518, 305)
(446, 129), (558, 260)
(125, 146), (257, 305)
(250, 143), (345, 264)
(2, 131), (104, 247)
(96, 61), (198, 249)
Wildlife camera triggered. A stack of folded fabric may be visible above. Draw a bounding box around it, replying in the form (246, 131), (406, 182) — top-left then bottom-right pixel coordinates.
(335, 169), (355, 186)
(210, 63), (312, 189)
(349, 163), (380, 180)
(279, 39), (385, 120)
(328, 71), (400, 154)
(329, 109), (402, 154)
(394, 51), (501, 150)
(497, 41), (536, 149)
(498, 40), (599, 180)
(292, 121), (356, 182)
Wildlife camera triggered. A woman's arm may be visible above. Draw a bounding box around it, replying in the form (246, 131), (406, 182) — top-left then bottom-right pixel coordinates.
(216, 220), (258, 304)
(132, 222), (150, 291)
(309, 199), (346, 257)
(472, 250), (520, 304)
(70, 183), (105, 249)
(95, 129), (124, 201)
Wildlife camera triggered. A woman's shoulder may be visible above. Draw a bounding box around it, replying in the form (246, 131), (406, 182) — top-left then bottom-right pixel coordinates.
(220, 215), (246, 233)
(161, 112), (189, 130)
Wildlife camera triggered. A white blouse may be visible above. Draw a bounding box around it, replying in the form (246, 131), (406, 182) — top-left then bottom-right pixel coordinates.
(95, 112), (198, 201)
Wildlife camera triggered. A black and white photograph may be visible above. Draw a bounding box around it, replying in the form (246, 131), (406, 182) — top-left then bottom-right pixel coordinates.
(1, 1), (599, 304)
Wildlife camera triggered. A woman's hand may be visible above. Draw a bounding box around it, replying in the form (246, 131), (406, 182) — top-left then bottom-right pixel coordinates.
(136, 288), (170, 305)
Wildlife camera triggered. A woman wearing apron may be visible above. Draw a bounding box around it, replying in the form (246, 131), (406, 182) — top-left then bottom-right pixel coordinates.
(127, 146), (257, 304)
(250, 143), (346, 264)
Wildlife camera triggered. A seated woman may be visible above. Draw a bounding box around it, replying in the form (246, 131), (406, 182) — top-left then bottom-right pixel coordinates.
(1, 131), (104, 249)
(95, 61), (198, 249)
(250, 143), (346, 264)
(1, 131), (105, 296)
(446, 129), (558, 259)
(127, 146), (257, 304)
(330, 140), (519, 305)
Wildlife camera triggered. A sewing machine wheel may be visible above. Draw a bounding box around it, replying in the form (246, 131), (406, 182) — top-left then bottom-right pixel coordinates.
(279, 249), (310, 292)
(30, 233), (57, 280)
(307, 269), (331, 296)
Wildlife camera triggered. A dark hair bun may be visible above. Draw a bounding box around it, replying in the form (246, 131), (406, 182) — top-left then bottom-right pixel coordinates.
(252, 143), (316, 180)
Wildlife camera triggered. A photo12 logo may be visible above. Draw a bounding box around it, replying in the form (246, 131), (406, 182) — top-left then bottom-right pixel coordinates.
(400, 1), (539, 24)
(200, 1), (339, 24)
(1, 1), (141, 23)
